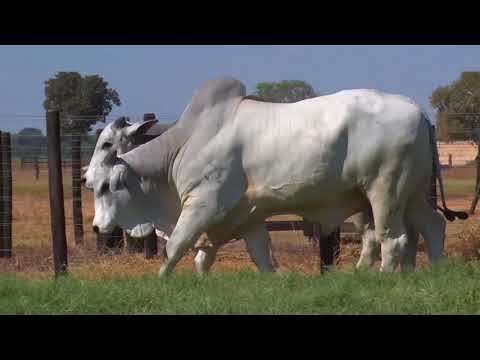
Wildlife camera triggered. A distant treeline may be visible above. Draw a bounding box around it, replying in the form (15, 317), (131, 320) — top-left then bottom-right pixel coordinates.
(11, 128), (97, 162)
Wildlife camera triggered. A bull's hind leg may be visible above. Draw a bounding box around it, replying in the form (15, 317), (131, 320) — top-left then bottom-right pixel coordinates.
(353, 211), (380, 269)
(400, 225), (419, 271)
(375, 208), (408, 272)
(367, 180), (410, 273)
(241, 221), (276, 273)
(356, 228), (379, 268)
(194, 246), (219, 275)
(354, 212), (420, 271)
(405, 196), (446, 264)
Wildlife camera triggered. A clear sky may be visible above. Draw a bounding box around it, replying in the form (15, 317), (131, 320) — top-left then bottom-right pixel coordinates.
(0, 45), (479, 133)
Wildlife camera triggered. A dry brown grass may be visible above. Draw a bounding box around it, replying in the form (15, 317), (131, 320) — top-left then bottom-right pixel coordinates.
(2, 163), (480, 280)
(447, 224), (480, 261)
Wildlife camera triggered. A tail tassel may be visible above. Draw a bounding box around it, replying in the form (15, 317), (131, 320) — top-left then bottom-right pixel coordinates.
(437, 206), (469, 222)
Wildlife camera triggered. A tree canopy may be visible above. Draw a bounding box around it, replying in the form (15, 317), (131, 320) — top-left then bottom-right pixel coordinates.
(430, 72), (480, 141)
(43, 72), (121, 134)
(251, 80), (318, 103)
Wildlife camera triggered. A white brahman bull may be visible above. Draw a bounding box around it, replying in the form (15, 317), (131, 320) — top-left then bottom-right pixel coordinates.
(84, 117), (413, 272)
(87, 77), (466, 277)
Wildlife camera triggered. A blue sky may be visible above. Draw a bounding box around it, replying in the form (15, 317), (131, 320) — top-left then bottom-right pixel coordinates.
(0, 45), (479, 133)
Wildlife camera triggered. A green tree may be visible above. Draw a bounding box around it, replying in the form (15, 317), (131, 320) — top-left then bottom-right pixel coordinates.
(43, 72), (121, 134)
(430, 72), (480, 141)
(251, 80), (318, 103)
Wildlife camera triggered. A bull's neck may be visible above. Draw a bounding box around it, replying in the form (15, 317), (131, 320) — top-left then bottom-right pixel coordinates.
(119, 127), (185, 187)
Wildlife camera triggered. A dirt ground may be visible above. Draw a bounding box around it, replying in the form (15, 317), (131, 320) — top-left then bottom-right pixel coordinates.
(1, 163), (479, 279)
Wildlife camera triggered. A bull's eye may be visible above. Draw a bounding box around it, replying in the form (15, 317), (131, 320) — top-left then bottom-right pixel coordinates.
(102, 142), (113, 150)
(99, 182), (109, 196)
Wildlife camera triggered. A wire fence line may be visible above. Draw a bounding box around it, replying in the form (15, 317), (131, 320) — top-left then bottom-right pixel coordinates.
(0, 112), (179, 268)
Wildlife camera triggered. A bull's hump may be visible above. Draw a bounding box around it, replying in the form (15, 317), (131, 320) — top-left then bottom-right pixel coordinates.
(188, 77), (246, 115)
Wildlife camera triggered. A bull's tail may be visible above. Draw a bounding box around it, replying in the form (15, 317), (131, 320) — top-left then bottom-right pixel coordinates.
(425, 113), (469, 222)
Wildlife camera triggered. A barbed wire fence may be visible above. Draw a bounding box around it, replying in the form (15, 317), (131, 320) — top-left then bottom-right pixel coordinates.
(0, 112), (179, 273)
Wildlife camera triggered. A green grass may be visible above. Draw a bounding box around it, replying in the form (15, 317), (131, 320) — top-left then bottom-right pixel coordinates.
(2, 260), (480, 314)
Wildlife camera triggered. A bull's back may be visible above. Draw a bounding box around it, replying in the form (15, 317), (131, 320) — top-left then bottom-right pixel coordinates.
(234, 90), (426, 204)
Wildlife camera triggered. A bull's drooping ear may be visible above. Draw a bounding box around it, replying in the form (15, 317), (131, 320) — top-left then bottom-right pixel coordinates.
(125, 120), (159, 141)
(109, 164), (128, 192)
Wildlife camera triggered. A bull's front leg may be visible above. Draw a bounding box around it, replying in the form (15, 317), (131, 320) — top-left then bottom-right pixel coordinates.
(159, 204), (219, 278)
(158, 184), (241, 278)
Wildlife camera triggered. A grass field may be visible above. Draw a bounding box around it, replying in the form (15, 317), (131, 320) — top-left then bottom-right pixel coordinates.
(1, 164), (480, 314)
(2, 260), (479, 314)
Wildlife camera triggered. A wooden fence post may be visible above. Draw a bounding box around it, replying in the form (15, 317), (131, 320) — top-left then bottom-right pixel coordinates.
(125, 232), (144, 253)
(125, 230), (158, 259)
(0, 131), (4, 258)
(304, 220), (341, 273)
(144, 232), (158, 259)
(71, 135), (84, 245)
(1, 133), (12, 258)
(46, 111), (68, 276)
(157, 234), (168, 260)
(429, 125), (438, 209)
(34, 156), (39, 180)
(469, 143), (480, 214)
(97, 227), (124, 254)
(317, 225), (341, 273)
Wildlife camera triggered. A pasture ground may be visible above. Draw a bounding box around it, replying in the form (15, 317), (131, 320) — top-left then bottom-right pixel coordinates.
(1, 163), (480, 314)
(2, 260), (479, 314)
